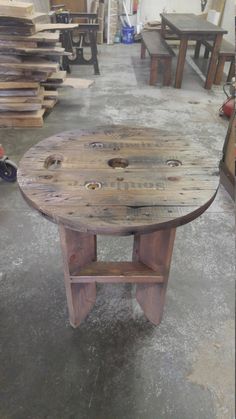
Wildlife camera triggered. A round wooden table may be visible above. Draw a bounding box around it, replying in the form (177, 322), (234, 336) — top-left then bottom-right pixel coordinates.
(18, 126), (219, 328)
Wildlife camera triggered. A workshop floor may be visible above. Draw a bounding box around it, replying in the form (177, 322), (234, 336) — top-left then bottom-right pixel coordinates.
(0, 44), (234, 419)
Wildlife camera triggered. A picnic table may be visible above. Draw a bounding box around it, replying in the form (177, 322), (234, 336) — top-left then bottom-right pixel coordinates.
(17, 126), (219, 328)
(160, 13), (227, 89)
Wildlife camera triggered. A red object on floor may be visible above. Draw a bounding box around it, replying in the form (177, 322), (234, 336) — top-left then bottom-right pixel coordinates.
(222, 98), (235, 118)
(0, 145), (4, 159)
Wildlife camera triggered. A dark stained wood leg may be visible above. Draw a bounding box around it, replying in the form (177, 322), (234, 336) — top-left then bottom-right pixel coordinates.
(204, 47), (210, 59)
(59, 224), (97, 328)
(88, 30), (100, 75)
(194, 40), (201, 59)
(133, 229), (176, 325)
(141, 41), (146, 59)
(161, 20), (166, 38)
(150, 56), (158, 85)
(227, 59), (235, 82)
(205, 33), (223, 89)
(163, 57), (172, 86)
(175, 37), (188, 88)
(214, 56), (226, 85)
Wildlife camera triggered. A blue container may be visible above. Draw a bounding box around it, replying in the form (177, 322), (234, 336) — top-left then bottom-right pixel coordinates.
(122, 26), (134, 44)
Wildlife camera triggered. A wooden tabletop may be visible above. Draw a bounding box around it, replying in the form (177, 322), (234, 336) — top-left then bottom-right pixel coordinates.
(17, 126), (219, 235)
(161, 13), (227, 35)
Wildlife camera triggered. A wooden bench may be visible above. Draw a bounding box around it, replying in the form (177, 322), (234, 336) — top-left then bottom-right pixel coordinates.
(141, 31), (174, 86)
(195, 39), (235, 85)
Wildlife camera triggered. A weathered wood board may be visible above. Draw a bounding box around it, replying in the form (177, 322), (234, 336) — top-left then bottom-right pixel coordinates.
(0, 31), (60, 43)
(0, 81), (39, 89)
(0, 109), (45, 127)
(35, 23), (79, 32)
(0, 87), (39, 96)
(0, 1), (34, 17)
(17, 126), (220, 235)
(0, 58), (59, 72)
(0, 46), (68, 56)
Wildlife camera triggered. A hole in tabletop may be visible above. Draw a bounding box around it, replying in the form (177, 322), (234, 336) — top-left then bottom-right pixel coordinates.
(89, 142), (104, 149)
(108, 158), (129, 169)
(166, 159), (182, 167)
(44, 154), (63, 169)
(85, 181), (102, 190)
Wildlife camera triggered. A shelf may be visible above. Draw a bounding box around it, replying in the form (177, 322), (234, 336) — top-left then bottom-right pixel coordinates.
(70, 262), (166, 284)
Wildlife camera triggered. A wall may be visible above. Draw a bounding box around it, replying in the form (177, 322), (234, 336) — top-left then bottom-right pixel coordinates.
(139, 0), (201, 23)
(220, 0), (235, 43)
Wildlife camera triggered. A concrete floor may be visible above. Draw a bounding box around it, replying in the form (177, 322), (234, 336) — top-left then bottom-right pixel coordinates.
(0, 44), (234, 419)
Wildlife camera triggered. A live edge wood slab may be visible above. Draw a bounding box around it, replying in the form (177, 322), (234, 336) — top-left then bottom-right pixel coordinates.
(17, 126), (219, 328)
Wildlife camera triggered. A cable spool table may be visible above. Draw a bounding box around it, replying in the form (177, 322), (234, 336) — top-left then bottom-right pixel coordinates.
(17, 126), (219, 328)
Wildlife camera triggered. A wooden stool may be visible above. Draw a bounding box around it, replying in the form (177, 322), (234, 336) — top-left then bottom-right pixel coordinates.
(18, 127), (219, 328)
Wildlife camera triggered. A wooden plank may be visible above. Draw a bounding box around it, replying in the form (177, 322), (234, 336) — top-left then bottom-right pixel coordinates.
(0, 109), (45, 127)
(43, 99), (57, 109)
(0, 40), (37, 48)
(135, 229), (176, 325)
(43, 90), (58, 99)
(0, 102), (42, 111)
(0, 55), (23, 63)
(0, 87), (39, 96)
(0, 1), (34, 17)
(70, 261), (165, 283)
(35, 23), (79, 33)
(0, 32), (60, 43)
(142, 31), (174, 57)
(0, 46), (67, 56)
(0, 72), (50, 82)
(0, 13), (47, 26)
(59, 225), (97, 328)
(0, 82), (39, 89)
(0, 25), (36, 35)
(160, 13), (227, 35)
(47, 71), (67, 83)
(0, 95), (43, 103)
(0, 58), (59, 72)
(41, 78), (94, 89)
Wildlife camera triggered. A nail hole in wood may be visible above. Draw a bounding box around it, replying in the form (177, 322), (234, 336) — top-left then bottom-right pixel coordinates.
(166, 159), (182, 167)
(85, 181), (102, 190)
(89, 142), (104, 149)
(108, 158), (129, 169)
(44, 155), (63, 169)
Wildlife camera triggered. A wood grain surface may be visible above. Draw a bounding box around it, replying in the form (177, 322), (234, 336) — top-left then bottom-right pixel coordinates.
(18, 126), (220, 235)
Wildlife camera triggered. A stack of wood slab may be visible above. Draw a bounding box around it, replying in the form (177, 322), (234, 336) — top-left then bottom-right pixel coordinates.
(0, 0), (71, 127)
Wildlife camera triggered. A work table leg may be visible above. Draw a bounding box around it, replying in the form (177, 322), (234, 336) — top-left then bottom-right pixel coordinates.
(59, 225), (97, 328)
(205, 33), (223, 89)
(133, 228), (176, 325)
(175, 37), (188, 88)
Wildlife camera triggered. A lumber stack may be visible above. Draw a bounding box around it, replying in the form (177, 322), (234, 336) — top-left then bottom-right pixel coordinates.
(0, 1), (74, 128)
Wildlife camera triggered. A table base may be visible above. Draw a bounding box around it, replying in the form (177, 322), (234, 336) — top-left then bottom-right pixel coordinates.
(59, 225), (176, 328)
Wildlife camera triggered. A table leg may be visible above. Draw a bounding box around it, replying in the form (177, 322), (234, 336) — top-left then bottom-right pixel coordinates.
(175, 37), (188, 88)
(194, 40), (202, 59)
(227, 59), (235, 82)
(214, 56), (226, 85)
(141, 41), (146, 59)
(88, 30), (100, 75)
(59, 225), (97, 328)
(161, 20), (166, 38)
(150, 57), (158, 86)
(205, 33), (223, 90)
(133, 228), (176, 325)
(163, 57), (172, 86)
